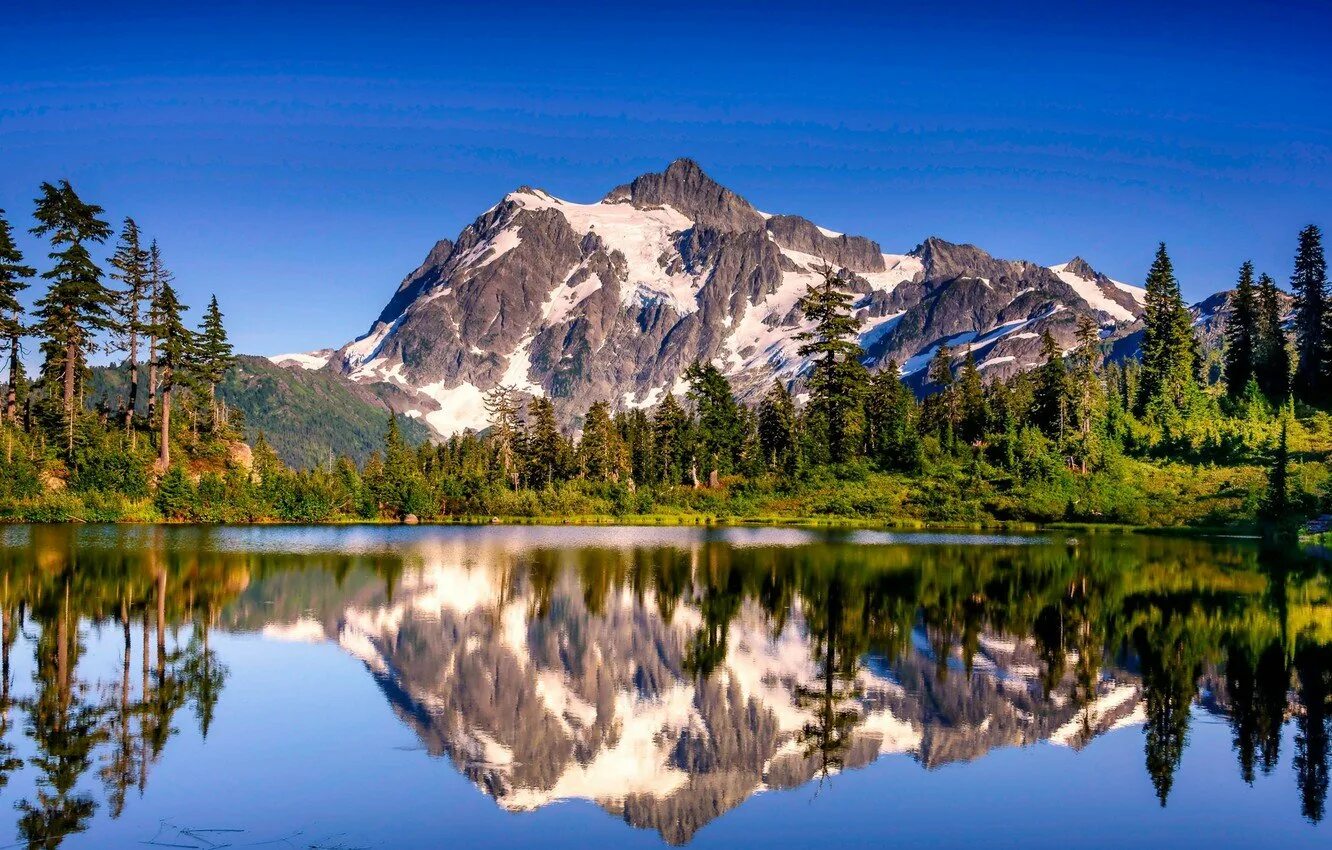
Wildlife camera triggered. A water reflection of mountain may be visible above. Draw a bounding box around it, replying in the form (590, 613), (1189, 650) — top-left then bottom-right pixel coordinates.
(246, 540), (1183, 843)
(2, 527), (1330, 848)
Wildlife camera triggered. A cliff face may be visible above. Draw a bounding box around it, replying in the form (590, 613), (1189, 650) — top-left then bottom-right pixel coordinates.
(272, 159), (1154, 436)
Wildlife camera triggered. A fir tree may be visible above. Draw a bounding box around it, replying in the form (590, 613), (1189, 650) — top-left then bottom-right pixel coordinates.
(1259, 418), (1290, 524)
(927, 343), (957, 447)
(146, 240), (167, 427)
(1070, 314), (1105, 471)
(1033, 330), (1069, 440)
(796, 266), (867, 463)
(1256, 273), (1291, 404)
(483, 384), (524, 488)
(152, 275), (192, 469)
(1137, 243), (1198, 419)
(1291, 225), (1327, 403)
(652, 392), (693, 486)
(756, 380), (799, 475)
(0, 210), (35, 424)
(864, 363), (919, 471)
(684, 360), (744, 485)
(29, 180), (114, 452)
(194, 295), (234, 428)
(1223, 261), (1260, 399)
(154, 465), (194, 519)
(376, 416), (429, 518)
(109, 218), (150, 432)
(524, 397), (566, 487)
(579, 400), (624, 482)
(956, 347), (987, 444)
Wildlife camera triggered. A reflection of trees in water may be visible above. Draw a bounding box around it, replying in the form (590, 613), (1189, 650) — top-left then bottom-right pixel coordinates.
(0, 531), (238, 849)
(0, 528), (1330, 844)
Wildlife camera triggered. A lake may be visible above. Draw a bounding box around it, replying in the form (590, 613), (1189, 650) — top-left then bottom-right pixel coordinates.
(0, 524), (1327, 849)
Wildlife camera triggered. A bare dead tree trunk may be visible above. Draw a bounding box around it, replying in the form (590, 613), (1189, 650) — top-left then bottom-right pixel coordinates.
(4, 331), (18, 424)
(159, 374), (172, 469)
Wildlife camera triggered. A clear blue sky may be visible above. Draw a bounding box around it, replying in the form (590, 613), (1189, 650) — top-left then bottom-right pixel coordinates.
(3, 0), (1330, 359)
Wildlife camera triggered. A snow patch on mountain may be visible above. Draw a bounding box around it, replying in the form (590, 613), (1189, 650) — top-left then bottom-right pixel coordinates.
(268, 351), (330, 371)
(1050, 262), (1137, 322)
(508, 188), (700, 315)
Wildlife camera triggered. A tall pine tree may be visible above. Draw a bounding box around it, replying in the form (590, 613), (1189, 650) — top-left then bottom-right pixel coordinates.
(152, 276), (192, 468)
(0, 210), (35, 424)
(757, 380), (799, 474)
(864, 363), (919, 471)
(146, 240), (167, 427)
(109, 218), (150, 433)
(1223, 261), (1259, 399)
(796, 266), (867, 463)
(1291, 224), (1327, 404)
(194, 295), (234, 428)
(1032, 329), (1069, 440)
(684, 360), (744, 485)
(1137, 243), (1198, 420)
(29, 180), (113, 452)
(1256, 273), (1291, 403)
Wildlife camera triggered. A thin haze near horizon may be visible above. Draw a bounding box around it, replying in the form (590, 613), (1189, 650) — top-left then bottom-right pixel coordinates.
(2, 0), (1330, 360)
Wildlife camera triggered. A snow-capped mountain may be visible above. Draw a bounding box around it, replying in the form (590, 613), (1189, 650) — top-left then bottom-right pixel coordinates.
(271, 159), (1151, 436)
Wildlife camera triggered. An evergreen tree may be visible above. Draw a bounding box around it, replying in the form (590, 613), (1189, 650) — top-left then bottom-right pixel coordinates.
(375, 416), (429, 518)
(109, 218), (150, 432)
(1223, 261), (1260, 399)
(524, 397), (566, 487)
(152, 276), (192, 469)
(1256, 273), (1291, 403)
(1137, 243), (1198, 419)
(154, 465), (194, 519)
(652, 392), (693, 486)
(796, 266), (867, 463)
(29, 180), (114, 452)
(927, 343), (957, 447)
(864, 363), (919, 471)
(684, 360), (743, 485)
(1259, 418), (1290, 523)
(483, 384), (524, 488)
(0, 210), (35, 424)
(956, 347), (987, 444)
(146, 240), (167, 427)
(579, 400), (624, 482)
(1070, 314), (1105, 471)
(1032, 330), (1069, 441)
(194, 295), (234, 428)
(1291, 225), (1327, 403)
(756, 380), (799, 475)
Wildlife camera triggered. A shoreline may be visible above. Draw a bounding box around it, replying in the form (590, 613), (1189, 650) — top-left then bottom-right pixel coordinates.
(0, 513), (1265, 539)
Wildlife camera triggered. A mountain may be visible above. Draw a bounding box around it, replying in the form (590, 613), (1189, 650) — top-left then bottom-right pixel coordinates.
(89, 356), (431, 468)
(272, 159), (1158, 436)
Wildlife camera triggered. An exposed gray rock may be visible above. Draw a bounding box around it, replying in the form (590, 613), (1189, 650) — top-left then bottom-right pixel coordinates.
(605, 158), (765, 232)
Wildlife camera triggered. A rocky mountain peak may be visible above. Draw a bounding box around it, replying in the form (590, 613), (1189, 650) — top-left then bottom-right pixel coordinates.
(1062, 256), (1099, 279)
(605, 158), (765, 232)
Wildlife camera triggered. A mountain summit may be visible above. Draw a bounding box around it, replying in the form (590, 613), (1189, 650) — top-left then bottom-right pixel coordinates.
(272, 161), (1149, 436)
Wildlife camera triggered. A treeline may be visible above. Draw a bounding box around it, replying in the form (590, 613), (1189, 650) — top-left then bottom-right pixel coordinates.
(1, 181), (237, 518)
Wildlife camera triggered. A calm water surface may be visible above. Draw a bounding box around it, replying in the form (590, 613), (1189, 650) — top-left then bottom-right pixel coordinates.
(0, 524), (1328, 849)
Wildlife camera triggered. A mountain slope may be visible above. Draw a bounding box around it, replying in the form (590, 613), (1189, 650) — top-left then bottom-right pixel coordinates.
(275, 159), (1156, 436)
(89, 357), (430, 469)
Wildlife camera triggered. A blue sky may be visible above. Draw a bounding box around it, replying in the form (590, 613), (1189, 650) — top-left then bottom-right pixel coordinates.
(3, 0), (1330, 358)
